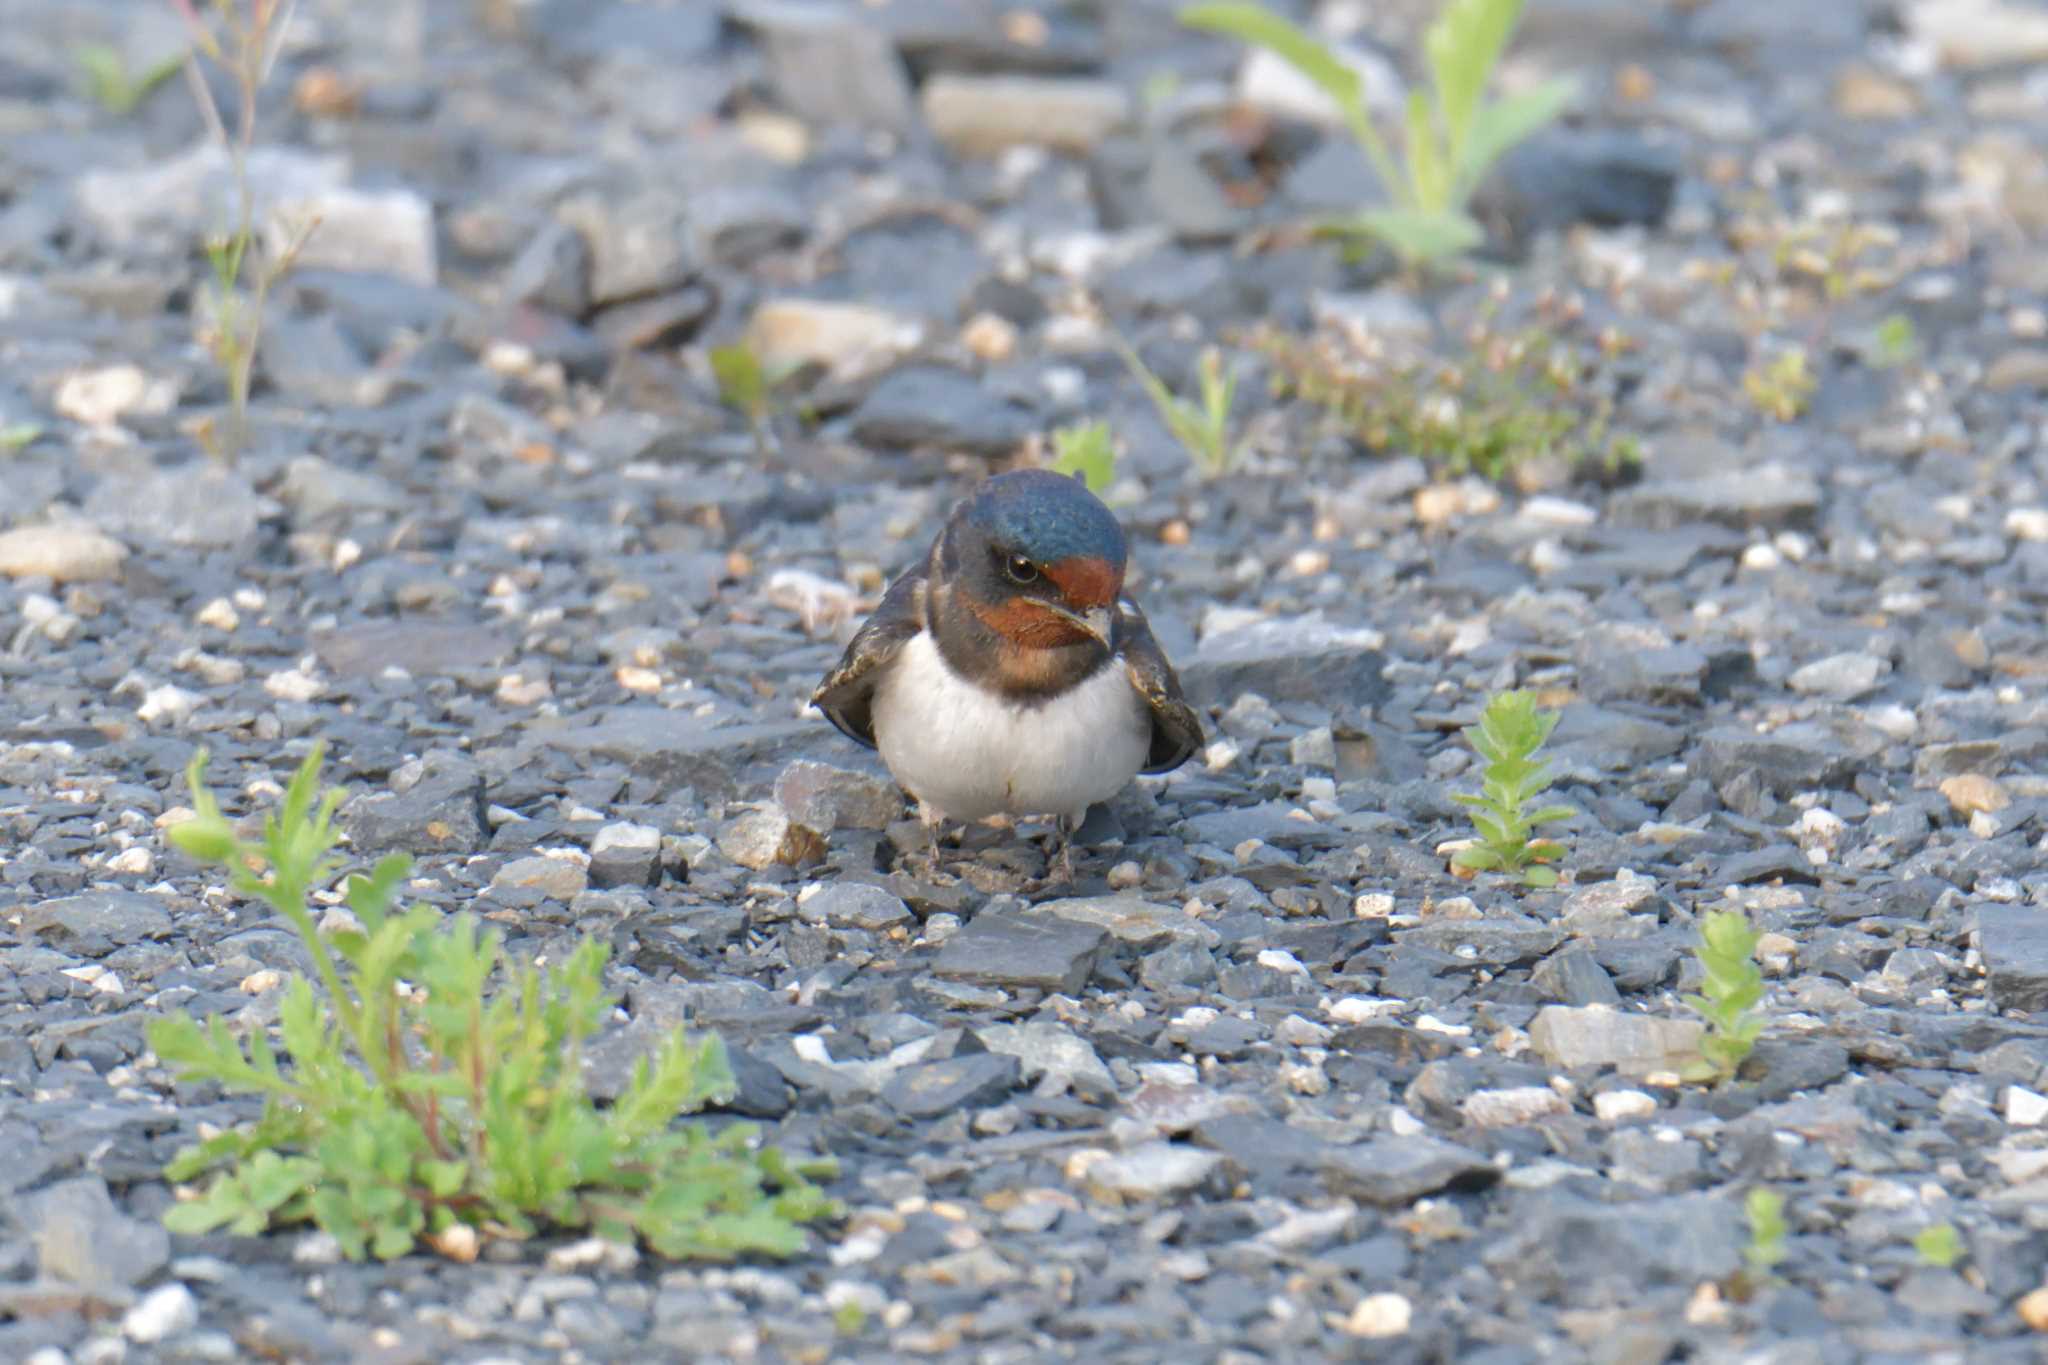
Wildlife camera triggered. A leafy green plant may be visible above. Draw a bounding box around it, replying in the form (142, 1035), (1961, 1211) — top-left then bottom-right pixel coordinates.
(1182, 0), (1572, 266)
(149, 745), (837, 1261)
(1873, 313), (1918, 369)
(1915, 1223), (1963, 1269)
(1113, 336), (1242, 477)
(1049, 420), (1118, 493)
(709, 341), (807, 451)
(75, 43), (184, 116)
(1252, 301), (1641, 481)
(1742, 346), (1814, 422)
(0, 423), (43, 455)
(1450, 690), (1574, 886)
(1682, 910), (1765, 1084)
(171, 0), (318, 461)
(1744, 1188), (1788, 1276)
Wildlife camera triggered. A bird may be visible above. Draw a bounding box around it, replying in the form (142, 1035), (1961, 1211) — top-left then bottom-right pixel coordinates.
(811, 468), (1203, 879)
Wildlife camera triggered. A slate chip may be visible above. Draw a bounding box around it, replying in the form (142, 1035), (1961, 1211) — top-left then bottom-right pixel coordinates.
(881, 1052), (1021, 1118)
(21, 893), (171, 958)
(1978, 905), (2048, 1012)
(1319, 1136), (1499, 1206)
(932, 910), (1108, 994)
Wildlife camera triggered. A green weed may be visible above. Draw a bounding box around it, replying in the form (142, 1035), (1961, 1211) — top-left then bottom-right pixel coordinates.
(1049, 420), (1119, 493)
(1251, 297), (1641, 482)
(1182, 0), (1571, 266)
(0, 423), (43, 455)
(1873, 313), (1918, 368)
(1742, 346), (1815, 422)
(1744, 1188), (1788, 1276)
(1682, 910), (1765, 1084)
(74, 43), (184, 116)
(1451, 690), (1574, 887)
(1113, 336), (1243, 477)
(171, 0), (318, 461)
(150, 744), (837, 1262)
(1915, 1223), (1963, 1269)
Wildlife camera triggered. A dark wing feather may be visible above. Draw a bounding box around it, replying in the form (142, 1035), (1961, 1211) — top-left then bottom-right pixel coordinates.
(1117, 600), (1203, 774)
(809, 567), (927, 749)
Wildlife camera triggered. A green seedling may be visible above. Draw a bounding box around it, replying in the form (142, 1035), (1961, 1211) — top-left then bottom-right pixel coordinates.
(1049, 420), (1119, 493)
(1682, 910), (1765, 1084)
(150, 744), (837, 1262)
(0, 423), (43, 455)
(1451, 690), (1574, 887)
(75, 43), (184, 116)
(1743, 346), (1815, 421)
(1915, 1223), (1963, 1269)
(1253, 304), (1642, 482)
(1873, 313), (1918, 369)
(1744, 1188), (1788, 1276)
(1182, 0), (1572, 267)
(709, 342), (810, 454)
(1113, 336), (1242, 477)
(172, 0), (319, 461)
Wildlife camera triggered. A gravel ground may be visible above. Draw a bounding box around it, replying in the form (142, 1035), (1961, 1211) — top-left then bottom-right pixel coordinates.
(8, 0), (2048, 1361)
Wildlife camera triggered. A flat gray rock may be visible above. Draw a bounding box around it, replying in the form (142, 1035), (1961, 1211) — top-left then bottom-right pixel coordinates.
(932, 910), (1108, 994)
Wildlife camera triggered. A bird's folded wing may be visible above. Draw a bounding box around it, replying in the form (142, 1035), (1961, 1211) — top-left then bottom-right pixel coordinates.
(1118, 601), (1204, 774)
(810, 568), (927, 748)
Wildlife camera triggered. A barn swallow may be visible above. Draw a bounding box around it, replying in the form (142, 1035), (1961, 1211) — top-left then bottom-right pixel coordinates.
(811, 468), (1202, 877)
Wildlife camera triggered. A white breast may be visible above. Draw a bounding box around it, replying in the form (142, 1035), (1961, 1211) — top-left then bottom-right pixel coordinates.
(870, 631), (1151, 822)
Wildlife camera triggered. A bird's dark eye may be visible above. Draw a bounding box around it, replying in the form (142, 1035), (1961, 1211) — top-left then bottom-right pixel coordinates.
(1004, 555), (1039, 585)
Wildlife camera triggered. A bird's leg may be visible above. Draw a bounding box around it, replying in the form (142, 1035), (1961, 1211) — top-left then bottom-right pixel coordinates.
(1049, 813), (1080, 884)
(918, 800), (947, 880)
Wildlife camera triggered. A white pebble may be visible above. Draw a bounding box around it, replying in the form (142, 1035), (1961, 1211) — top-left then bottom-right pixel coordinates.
(1594, 1089), (1657, 1121)
(1343, 1292), (1412, 1338)
(2006, 508), (2048, 542)
(2006, 1085), (2048, 1127)
(123, 1283), (198, 1343)
(263, 668), (326, 703)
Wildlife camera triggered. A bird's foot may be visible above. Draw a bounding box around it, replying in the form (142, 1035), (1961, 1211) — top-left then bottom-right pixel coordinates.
(1044, 813), (1082, 886)
(917, 801), (948, 882)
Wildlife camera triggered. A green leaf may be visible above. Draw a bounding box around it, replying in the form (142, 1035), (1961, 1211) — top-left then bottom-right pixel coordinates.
(1049, 421), (1118, 493)
(0, 423), (43, 454)
(1456, 79), (1576, 198)
(1356, 207), (1485, 265)
(1914, 1222), (1962, 1269)
(344, 853), (411, 933)
(168, 811), (238, 865)
(1452, 846), (1504, 871)
(710, 343), (767, 419)
(1520, 864), (1559, 888)
(1402, 88), (1446, 214)
(1425, 0), (1525, 156)
(1524, 803), (1577, 827)
(1180, 3), (1361, 114)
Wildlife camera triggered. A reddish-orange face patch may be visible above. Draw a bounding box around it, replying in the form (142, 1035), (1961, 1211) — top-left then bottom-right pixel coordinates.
(968, 596), (1098, 650)
(1040, 555), (1121, 609)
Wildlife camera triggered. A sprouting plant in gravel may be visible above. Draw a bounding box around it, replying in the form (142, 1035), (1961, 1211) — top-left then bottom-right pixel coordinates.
(1049, 420), (1119, 494)
(1682, 909), (1765, 1084)
(1915, 1223), (1963, 1269)
(148, 744), (837, 1262)
(171, 0), (319, 461)
(1450, 689), (1574, 887)
(1250, 294), (1641, 482)
(1742, 346), (1815, 422)
(0, 423), (43, 456)
(1873, 313), (1918, 369)
(1743, 1188), (1788, 1278)
(74, 42), (184, 116)
(1113, 335), (1243, 477)
(709, 341), (802, 452)
(1695, 206), (1910, 424)
(1182, 0), (1572, 267)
